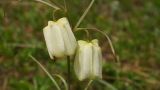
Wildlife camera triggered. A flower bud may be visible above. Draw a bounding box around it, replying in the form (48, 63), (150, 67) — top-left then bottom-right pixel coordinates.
(43, 17), (77, 59)
(74, 39), (102, 81)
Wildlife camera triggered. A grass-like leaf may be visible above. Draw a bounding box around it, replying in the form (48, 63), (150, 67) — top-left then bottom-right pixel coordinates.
(35, 0), (60, 10)
(53, 74), (68, 90)
(74, 0), (95, 30)
(29, 55), (61, 90)
(84, 80), (93, 90)
(97, 80), (118, 90)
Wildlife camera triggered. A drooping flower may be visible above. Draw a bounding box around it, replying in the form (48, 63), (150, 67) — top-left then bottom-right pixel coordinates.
(74, 39), (102, 81)
(43, 17), (77, 59)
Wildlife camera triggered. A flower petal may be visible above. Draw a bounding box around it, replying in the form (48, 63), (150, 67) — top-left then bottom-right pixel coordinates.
(50, 22), (65, 57)
(43, 22), (54, 59)
(74, 40), (92, 81)
(57, 17), (77, 56)
(43, 21), (65, 58)
(92, 39), (102, 78)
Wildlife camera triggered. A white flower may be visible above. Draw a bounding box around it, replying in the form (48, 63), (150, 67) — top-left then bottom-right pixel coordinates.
(74, 39), (102, 81)
(43, 17), (77, 59)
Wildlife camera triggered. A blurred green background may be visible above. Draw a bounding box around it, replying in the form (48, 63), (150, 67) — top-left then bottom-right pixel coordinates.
(0, 0), (160, 90)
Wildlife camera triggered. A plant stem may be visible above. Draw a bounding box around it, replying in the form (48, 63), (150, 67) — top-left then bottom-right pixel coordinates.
(35, 0), (60, 10)
(73, 0), (95, 30)
(84, 80), (93, 90)
(67, 56), (71, 90)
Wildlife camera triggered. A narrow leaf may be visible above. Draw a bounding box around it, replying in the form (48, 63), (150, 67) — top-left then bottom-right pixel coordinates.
(35, 0), (60, 10)
(53, 74), (68, 90)
(29, 55), (61, 90)
(74, 0), (95, 30)
(84, 80), (93, 90)
(97, 80), (118, 90)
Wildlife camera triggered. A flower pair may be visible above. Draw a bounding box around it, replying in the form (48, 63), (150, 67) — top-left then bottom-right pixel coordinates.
(43, 17), (102, 80)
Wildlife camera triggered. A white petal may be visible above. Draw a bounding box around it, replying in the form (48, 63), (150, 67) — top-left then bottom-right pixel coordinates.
(57, 17), (77, 56)
(43, 25), (54, 59)
(91, 39), (99, 46)
(43, 21), (65, 58)
(92, 39), (102, 78)
(74, 41), (92, 81)
(50, 23), (65, 57)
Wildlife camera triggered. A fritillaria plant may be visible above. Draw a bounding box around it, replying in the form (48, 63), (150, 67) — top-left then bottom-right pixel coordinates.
(29, 0), (119, 90)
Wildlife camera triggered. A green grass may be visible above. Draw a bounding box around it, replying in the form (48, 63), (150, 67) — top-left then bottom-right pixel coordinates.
(0, 0), (160, 90)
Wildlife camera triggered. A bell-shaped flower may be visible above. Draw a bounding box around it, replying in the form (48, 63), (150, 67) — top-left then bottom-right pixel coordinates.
(74, 39), (102, 81)
(43, 17), (77, 59)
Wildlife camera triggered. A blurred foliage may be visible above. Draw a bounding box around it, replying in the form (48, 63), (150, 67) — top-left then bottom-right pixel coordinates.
(0, 0), (160, 90)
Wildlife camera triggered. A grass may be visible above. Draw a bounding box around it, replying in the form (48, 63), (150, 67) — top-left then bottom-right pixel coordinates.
(0, 0), (160, 90)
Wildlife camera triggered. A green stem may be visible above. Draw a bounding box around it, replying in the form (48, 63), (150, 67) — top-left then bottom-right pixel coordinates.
(74, 29), (90, 41)
(53, 74), (68, 90)
(74, 0), (95, 30)
(67, 56), (71, 90)
(84, 80), (93, 90)
(63, 0), (67, 13)
(35, 0), (60, 10)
